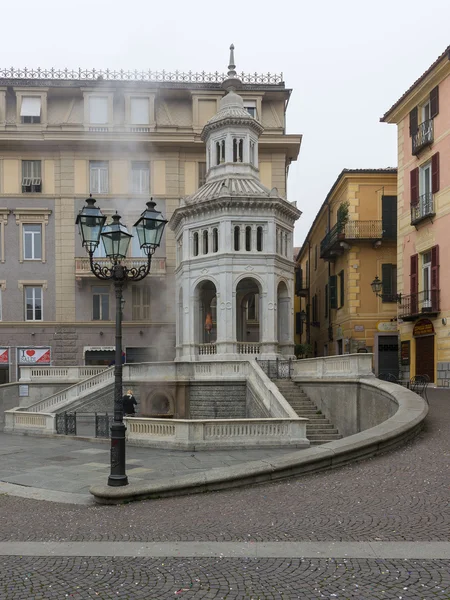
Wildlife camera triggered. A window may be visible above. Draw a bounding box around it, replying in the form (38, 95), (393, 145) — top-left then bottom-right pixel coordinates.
(130, 97), (149, 125)
(132, 284), (150, 321)
(338, 270), (344, 308)
(25, 286), (42, 321)
(295, 311), (302, 335)
(245, 226), (251, 251)
(329, 275), (337, 309)
(90, 161), (109, 194)
(256, 226), (263, 251)
(212, 228), (218, 253)
(244, 101), (257, 118)
(234, 226), (240, 251)
(410, 153), (439, 223)
(198, 162), (207, 187)
(92, 286), (110, 321)
(381, 264), (397, 303)
(311, 294), (319, 326)
(324, 284), (329, 318)
(202, 230), (208, 254)
(246, 293), (259, 322)
(131, 162), (150, 194)
(89, 97), (108, 124)
(23, 224), (42, 260)
(422, 251), (432, 308)
(22, 160), (41, 193)
(20, 97), (41, 124)
(193, 232), (199, 256)
(233, 138), (243, 162)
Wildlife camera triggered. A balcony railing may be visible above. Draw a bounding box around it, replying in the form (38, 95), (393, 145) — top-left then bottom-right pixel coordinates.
(399, 289), (440, 321)
(412, 119), (434, 155)
(320, 220), (390, 259)
(75, 257), (166, 277)
(411, 193), (435, 225)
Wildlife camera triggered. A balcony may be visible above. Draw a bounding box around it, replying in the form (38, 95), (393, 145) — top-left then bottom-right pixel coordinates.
(295, 275), (309, 297)
(412, 120), (434, 155)
(411, 193), (435, 226)
(399, 289), (440, 321)
(320, 220), (391, 260)
(75, 257), (166, 278)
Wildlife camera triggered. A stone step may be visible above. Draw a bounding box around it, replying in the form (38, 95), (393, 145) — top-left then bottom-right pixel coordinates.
(307, 433), (342, 441)
(305, 423), (337, 430)
(306, 427), (339, 435)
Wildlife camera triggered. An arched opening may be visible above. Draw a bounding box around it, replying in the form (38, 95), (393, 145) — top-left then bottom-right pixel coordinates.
(234, 226), (240, 251)
(245, 226), (251, 251)
(202, 230), (208, 254)
(236, 278), (261, 354)
(212, 228), (219, 252)
(257, 226), (263, 251)
(193, 232), (199, 256)
(277, 280), (290, 350)
(194, 279), (217, 355)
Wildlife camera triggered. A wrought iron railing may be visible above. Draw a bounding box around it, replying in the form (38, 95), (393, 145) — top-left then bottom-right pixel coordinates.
(412, 119), (434, 155)
(399, 289), (440, 319)
(0, 67), (284, 85)
(320, 222), (343, 257)
(256, 358), (293, 379)
(344, 220), (384, 239)
(56, 412), (77, 435)
(411, 193), (434, 224)
(75, 257), (166, 277)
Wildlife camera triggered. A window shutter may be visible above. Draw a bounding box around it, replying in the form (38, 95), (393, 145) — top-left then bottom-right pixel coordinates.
(324, 284), (328, 318)
(295, 268), (302, 295)
(432, 152), (440, 193)
(382, 195), (397, 239)
(430, 86), (439, 118)
(410, 168), (419, 205)
(329, 275), (337, 309)
(410, 254), (418, 295)
(295, 312), (302, 335)
(431, 245), (439, 311)
(409, 107), (418, 137)
(130, 97), (149, 125)
(381, 263), (394, 302)
(339, 270), (344, 307)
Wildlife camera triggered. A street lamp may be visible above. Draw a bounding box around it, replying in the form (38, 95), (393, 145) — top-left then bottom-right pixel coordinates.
(370, 275), (402, 303)
(76, 196), (167, 487)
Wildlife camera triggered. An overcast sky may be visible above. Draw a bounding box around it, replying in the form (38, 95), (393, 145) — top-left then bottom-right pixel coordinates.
(2, 0), (449, 246)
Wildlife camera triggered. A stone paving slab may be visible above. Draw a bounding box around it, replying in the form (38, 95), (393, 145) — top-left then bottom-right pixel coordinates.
(0, 556), (448, 599)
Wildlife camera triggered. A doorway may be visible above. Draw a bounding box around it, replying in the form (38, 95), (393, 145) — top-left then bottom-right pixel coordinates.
(415, 335), (435, 382)
(378, 335), (399, 378)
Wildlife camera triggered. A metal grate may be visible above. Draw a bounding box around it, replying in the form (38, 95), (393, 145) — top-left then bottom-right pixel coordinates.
(56, 412), (77, 435)
(256, 358), (293, 379)
(95, 413), (113, 438)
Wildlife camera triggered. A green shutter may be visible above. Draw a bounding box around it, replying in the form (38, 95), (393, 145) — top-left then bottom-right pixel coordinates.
(339, 270), (344, 307)
(329, 275), (337, 309)
(324, 284), (328, 317)
(381, 264), (395, 303)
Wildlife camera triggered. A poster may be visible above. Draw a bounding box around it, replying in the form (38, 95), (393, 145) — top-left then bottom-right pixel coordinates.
(0, 348), (9, 364)
(401, 340), (410, 366)
(17, 347), (51, 365)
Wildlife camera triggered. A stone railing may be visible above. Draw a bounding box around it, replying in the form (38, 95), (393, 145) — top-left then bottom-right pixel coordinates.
(125, 416), (307, 450)
(292, 353), (373, 379)
(237, 342), (261, 355)
(19, 366), (107, 383)
(75, 257), (166, 278)
(4, 409), (55, 434)
(20, 367), (114, 413)
(124, 361), (250, 382)
(198, 343), (217, 355)
(247, 360), (298, 418)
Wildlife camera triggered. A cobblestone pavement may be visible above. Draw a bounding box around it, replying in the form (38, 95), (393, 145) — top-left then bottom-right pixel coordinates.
(0, 389), (448, 599)
(0, 556), (449, 599)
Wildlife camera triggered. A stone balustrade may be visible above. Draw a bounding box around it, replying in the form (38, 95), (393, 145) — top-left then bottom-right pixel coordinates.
(19, 366), (107, 383)
(291, 353), (374, 379)
(4, 409), (55, 434)
(125, 416), (308, 450)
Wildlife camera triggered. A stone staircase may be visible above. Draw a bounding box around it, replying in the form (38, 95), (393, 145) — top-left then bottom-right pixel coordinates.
(273, 379), (342, 445)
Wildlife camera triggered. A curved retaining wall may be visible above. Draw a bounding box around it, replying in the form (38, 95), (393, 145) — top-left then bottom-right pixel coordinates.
(90, 376), (428, 504)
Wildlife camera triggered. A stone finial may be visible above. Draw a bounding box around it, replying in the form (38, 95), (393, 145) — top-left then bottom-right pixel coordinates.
(228, 44), (236, 77)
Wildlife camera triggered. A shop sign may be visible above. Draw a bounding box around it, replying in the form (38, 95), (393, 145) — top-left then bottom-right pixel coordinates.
(412, 319), (435, 337)
(0, 348), (9, 364)
(401, 340), (410, 366)
(17, 347), (51, 365)
(377, 321), (398, 332)
(354, 325), (364, 332)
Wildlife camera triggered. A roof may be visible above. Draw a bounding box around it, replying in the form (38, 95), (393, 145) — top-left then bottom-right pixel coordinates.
(295, 168), (398, 262)
(184, 176), (278, 205)
(381, 45), (450, 122)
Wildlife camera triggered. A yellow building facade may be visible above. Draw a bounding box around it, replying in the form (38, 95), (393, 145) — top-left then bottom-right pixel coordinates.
(295, 169), (398, 375)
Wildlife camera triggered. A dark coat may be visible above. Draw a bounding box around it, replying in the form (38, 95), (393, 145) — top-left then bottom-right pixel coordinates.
(122, 394), (137, 415)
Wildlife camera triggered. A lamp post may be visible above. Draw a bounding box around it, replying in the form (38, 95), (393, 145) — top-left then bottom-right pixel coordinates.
(76, 196), (167, 486)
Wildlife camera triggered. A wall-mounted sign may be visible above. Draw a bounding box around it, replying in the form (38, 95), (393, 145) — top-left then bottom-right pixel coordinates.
(19, 384), (29, 397)
(17, 347), (51, 365)
(401, 340), (410, 366)
(354, 325), (365, 332)
(377, 321), (398, 332)
(0, 348), (9, 364)
(413, 319), (435, 337)
(336, 327), (344, 338)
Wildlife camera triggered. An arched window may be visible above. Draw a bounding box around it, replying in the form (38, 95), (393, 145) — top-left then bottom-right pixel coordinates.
(193, 232), (199, 256)
(203, 230), (208, 254)
(250, 141), (255, 165)
(284, 233), (288, 257)
(234, 226), (240, 251)
(245, 226), (251, 251)
(275, 229), (279, 254)
(221, 140), (225, 162)
(238, 139), (243, 162)
(213, 228), (219, 253)
(257, 226), (263, 251)
(233, 139), (238, 163)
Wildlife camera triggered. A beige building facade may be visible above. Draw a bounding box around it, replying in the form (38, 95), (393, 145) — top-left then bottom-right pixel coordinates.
(0, 60), (301, 381)
(295, 169), (398, 376)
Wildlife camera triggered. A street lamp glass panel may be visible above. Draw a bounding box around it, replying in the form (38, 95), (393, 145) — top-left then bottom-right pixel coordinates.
(75, 196), (106, 250)
(371, 276), (383, 295)
(101, 214), (132, 260)
(133, 200), (168, 254)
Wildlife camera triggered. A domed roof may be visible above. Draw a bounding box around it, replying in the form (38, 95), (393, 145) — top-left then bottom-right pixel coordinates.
(184, 176), (279, 205)
(201, 90), (264, 139)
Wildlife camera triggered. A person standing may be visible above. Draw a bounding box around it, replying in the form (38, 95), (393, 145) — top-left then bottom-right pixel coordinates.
(122, 389), (137, 416)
